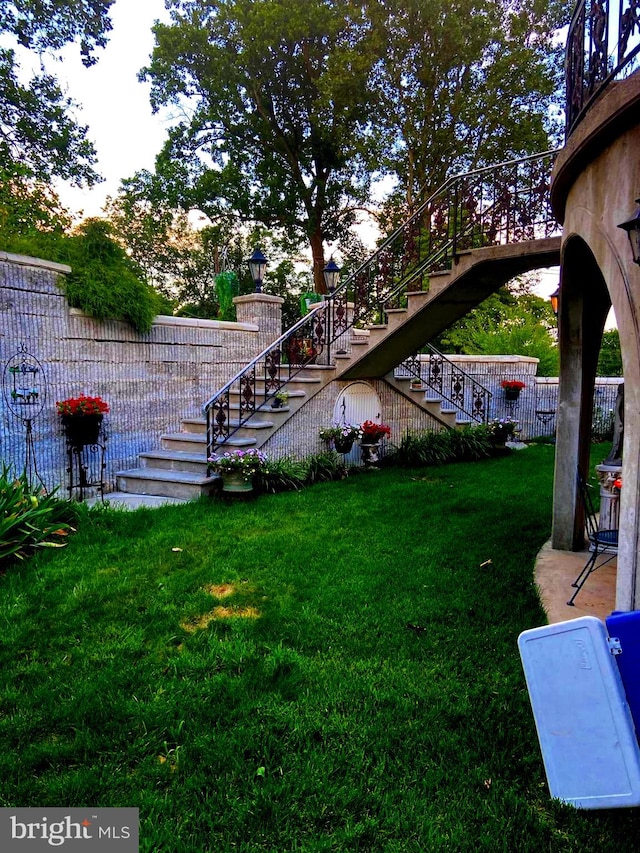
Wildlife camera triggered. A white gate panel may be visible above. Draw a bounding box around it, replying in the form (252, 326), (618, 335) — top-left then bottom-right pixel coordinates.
(333, 383), (382, 465)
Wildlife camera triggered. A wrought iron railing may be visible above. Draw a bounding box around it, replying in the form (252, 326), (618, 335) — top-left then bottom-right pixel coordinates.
(326, 150), (559, 339)
(203, 150), (559, 457)
(397, 345), (492, 424)
(566, 0), (640, 137)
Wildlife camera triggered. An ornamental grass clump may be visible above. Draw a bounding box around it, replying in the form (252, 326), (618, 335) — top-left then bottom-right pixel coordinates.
(0, 465), (72, 565)
(56, 395), (110, 416)
(208, 449), (268, 481)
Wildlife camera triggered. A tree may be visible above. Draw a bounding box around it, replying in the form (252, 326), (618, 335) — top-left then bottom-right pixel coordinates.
(436, 286), (559, 375)
(597, 329), (623, 377)
(0, 0), (114, 216)
(141, 0), (380, 292)
(371, 0), (567, 213)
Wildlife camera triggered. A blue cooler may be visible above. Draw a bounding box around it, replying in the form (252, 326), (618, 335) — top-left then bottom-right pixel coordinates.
(606, 610), (640, 740)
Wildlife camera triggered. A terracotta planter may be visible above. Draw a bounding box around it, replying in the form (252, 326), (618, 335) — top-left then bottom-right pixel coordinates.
(61, 414), (103, 447)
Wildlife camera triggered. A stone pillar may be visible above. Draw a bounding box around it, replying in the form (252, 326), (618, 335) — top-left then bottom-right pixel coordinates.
(233, 294), (284, 340)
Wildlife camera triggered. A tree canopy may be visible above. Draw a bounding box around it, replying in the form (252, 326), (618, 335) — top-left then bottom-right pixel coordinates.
(435, 283), (560, 375)
(142, 0), (381, 292)
(141, 0), (566, 288)
(0, 0), (114, 233)
(372, 0), (568, 212)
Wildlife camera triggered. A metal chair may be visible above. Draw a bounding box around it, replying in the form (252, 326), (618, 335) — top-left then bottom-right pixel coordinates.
(567, 471), (619, 606)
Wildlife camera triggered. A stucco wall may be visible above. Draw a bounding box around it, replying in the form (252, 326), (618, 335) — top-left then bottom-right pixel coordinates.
(552, 74), (640, 609)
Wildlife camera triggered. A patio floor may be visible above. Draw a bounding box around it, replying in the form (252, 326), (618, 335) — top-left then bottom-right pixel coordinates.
(535, 540), (617, 624)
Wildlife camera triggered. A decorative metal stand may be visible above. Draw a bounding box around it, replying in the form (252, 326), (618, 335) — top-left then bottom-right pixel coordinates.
(64, 427), (107, 501)
(2, 344), (47, 490)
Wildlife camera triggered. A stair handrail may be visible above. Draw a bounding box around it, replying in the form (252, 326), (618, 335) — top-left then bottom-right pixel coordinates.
(203, 300), (330, 457)
(399, 344), (493, 424)
(336, 148), (559, 294)
(326, 149), (560, 346)
(203, 149), (560, 457)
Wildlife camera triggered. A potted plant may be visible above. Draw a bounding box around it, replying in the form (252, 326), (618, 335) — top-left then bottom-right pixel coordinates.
(56, 394), (109, 447)
(501, 379), (526, 401)
(319, 423), (362, 453)
(208, 448), (268, 494)
(360, 420), (391, 445)
(272, 390), (289, 409)
(487, 417), (519, 447)
(410, 377), (423, 390)
(359, 420), (391, 467)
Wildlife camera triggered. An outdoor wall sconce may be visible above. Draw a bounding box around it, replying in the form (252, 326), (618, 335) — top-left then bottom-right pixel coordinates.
(323, 257), (341, 293)
(549, 286), (560, 317)
(618, 199), (640, 265)
(248, 248), (268, 292)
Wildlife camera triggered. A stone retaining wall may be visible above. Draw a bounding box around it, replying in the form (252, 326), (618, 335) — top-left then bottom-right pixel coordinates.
(0, 252), (281, 492)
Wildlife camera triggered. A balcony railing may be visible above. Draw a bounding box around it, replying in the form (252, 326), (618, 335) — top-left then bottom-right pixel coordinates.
(566, 0), (640, 137)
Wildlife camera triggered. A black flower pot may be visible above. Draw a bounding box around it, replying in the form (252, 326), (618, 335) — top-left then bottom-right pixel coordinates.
(334, 436), (355, 454)
(504, 388), (521, 401)
(62, 414), (103, 447)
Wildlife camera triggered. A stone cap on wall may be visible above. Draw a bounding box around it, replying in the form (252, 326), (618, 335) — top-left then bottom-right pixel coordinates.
(68, 308), (259, 332)
(0, 251), (71, 274)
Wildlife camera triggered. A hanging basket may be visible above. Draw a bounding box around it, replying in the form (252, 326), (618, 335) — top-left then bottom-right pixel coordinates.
(61, 414), (103, 447)
(334, 436), (355, 454)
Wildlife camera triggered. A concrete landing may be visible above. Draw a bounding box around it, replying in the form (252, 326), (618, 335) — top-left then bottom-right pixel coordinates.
(88, 492), (190, 510)
(535, 539), (617, 623)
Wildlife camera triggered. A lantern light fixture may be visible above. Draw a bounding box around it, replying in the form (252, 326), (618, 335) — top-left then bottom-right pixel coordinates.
(618, 198), (640, 265)
(323, 257), (341, 293)
(248, 248), (268, 292)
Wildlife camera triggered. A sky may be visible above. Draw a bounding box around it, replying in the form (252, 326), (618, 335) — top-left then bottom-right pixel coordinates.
(52, 0), (172, 218)
(37, 0), (568, 303)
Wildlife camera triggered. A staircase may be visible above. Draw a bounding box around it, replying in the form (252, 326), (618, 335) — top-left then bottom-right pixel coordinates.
(112, 150), (561, 503)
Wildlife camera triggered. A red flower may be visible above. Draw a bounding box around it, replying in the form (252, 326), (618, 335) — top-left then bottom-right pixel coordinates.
(56, 395), (110, 416)
(613, 478), (622, 490)
(501, 380), (526, 391)
(360, 420), (391, 441)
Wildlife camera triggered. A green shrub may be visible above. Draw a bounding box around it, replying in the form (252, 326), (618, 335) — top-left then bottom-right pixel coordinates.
(387, 425), (493, 468)
(62, 220), (161, 333)
(254, 456), (307, 494)
(0, 467), (73, 565)
(304, 452), (348, 485)
(2, 220), (161, 333)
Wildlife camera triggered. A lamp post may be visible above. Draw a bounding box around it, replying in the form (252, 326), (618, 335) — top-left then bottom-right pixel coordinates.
(323, 257), (341, 293)
(550, 285), (560, 317)
(618, 199), (640, 265)
(248, 248), (268, 292)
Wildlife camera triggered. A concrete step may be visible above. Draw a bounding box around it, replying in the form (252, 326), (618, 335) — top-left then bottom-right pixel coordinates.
(181, 416), (275, 436)
(98, 492), (191, 510)
(140, 449), (208, 474)
(115, 467), (219, 500)
(161, 432), (209, 454)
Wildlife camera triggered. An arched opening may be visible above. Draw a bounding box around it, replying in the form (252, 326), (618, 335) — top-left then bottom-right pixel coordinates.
(333, 382), (382, 465)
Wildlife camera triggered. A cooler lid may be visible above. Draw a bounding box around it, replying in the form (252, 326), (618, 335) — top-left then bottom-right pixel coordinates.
(518, 616), (640, 809)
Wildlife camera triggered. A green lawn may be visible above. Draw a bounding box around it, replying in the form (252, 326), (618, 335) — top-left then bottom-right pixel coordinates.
(2, 444), (639, 851)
